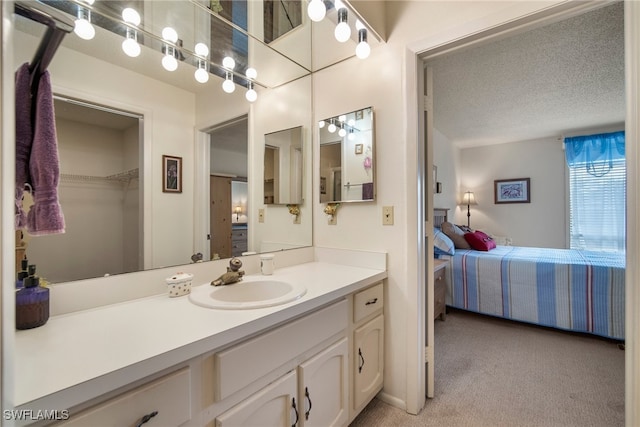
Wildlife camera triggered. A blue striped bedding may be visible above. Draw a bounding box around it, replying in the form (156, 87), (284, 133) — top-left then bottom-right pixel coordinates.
(446, 246), (625, 340)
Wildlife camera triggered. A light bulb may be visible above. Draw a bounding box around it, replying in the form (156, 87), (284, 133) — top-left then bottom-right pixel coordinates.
(328, 123), (337, 133)
(339, 128), (347, 137)
(334, 8), (350, 43)
(335, 23), (350, 43)
(348, 119), (355, 126)
(122, 37), (140, 57)
(74, 7), (95, 41)
(356, 41), (371, 59)
(318, 120), (326, 128)
(307, 0), (326, 22)
(162, 54), (178, 71)
(222, 75), (235, 93)
(338, 115), (346, 122)
(195, 67), (209, 83)
(122, 8), (141, 26)
(162, 27), (178, 43)
(356, 28), (370, 59)
(348, 131), (355, 141)
(195, 43), (209, 57)
(246, 67), (257, 80)
(223, 56), (236, 70)
(246, 88), (257, 102)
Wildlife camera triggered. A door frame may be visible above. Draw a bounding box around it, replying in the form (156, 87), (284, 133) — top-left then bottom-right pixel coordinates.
(404, 0), (639, 419)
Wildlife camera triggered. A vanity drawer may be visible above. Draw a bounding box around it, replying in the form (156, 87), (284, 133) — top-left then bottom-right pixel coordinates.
(353, 282), (383, 323)
(59, 368), (191, 426)
(214, 299), (347, 401)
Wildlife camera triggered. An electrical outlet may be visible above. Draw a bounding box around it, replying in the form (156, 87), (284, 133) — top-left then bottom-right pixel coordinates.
(383, 206), (394, 225)
(258, 209), (265, 223)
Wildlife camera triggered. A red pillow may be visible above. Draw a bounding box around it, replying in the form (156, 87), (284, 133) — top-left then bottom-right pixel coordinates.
(464, 231), (497, 251)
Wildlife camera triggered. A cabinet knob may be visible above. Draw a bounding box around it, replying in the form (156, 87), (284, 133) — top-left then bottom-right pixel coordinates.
(136, 411), (158, 427)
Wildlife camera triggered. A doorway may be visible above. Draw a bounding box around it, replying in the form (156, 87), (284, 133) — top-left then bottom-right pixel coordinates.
(410, 0), (634, 416)
(207, 116), (249, 260)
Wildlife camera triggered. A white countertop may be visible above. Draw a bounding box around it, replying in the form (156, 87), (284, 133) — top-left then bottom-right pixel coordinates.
(14, 260), (386, 410)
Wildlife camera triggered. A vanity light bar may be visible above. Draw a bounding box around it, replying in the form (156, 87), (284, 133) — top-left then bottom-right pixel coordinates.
(307, 0), (372, 59)
(52, 0), (264, 100)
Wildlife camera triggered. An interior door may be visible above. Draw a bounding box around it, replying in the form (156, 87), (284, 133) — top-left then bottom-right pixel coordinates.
(210, 175), (232, 259)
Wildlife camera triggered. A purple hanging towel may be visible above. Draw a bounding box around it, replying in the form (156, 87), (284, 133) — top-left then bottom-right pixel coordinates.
(15, 63), (32, 229)
(25, 68), (65, 235)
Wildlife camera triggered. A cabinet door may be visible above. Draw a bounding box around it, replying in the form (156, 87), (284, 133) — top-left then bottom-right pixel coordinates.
(353, 315), (384, 412)
(215, 370), (299, 427)
(298, 338), (348, 427)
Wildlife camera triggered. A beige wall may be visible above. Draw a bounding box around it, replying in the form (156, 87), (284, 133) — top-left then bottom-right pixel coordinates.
(458, 138), (567, 248)
(433, 131), (569, 249)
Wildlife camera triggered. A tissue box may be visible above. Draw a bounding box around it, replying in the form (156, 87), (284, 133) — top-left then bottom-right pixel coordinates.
(166, 272), (193, 297)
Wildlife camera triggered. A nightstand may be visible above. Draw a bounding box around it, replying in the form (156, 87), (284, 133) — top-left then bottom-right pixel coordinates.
(434, 259), (447, 321)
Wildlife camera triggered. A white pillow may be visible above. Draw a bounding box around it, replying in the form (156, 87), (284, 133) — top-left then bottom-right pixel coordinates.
(434, 228), (455, 256)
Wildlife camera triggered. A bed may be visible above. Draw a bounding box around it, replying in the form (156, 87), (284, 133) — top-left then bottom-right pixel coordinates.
(433, 209), (625, 340)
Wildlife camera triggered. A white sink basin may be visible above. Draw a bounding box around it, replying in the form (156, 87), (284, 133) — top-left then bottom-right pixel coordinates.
(189, 278), (307, 310)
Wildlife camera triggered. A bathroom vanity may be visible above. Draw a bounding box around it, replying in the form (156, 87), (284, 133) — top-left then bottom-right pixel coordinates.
(12, 249), (386, 426)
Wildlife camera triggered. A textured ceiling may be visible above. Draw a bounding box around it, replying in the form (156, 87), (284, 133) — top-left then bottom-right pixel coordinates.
(429, 2), (625, 148)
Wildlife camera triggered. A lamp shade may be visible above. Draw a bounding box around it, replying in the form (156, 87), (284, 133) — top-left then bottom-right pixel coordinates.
(462, 191), (477, 206)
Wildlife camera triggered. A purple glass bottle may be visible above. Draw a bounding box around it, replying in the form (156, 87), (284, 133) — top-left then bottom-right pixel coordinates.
(16, 265), (49, 330)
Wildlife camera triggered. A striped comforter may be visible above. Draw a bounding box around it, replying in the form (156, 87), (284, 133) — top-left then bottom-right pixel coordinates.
(447, 246), (625, 340)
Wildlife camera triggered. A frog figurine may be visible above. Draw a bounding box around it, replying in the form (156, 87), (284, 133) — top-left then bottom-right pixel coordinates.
(211, 257), (245, 286)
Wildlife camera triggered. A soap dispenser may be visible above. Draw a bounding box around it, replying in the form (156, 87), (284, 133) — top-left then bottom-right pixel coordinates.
(16, 264), (50, 330)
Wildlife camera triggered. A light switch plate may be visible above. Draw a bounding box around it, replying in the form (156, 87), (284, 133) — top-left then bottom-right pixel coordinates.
(383, 206), (394, 225)
(258, 209), (265, 223)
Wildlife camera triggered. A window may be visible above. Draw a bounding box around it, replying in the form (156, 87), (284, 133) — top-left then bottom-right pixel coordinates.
(565, 132), (626, 253)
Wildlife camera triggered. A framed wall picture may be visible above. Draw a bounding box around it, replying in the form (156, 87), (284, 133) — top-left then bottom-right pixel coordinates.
(355, 144), (363, 154)
(494, 178), (530, 204)
(163, 155), (182, 193)
(320, 176), (327, 194)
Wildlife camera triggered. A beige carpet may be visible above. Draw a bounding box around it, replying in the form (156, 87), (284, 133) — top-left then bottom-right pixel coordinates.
(350, 309), (625, 427)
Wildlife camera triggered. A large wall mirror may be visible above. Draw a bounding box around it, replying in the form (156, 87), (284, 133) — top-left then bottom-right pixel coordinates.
(319, 106), (375, 203)
(11, 0), (322, 283)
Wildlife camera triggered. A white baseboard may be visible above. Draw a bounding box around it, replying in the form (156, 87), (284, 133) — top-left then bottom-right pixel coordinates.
(376, 390), (406, 411)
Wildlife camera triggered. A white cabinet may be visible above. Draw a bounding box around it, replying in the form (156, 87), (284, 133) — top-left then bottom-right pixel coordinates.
(298, 338), (349, 427)
(57, 367), (192, 427)
(216, 371), (298, 426)
(350, 283), (384, 419)
(353, 315), (384, 412)
(216, 338), (349, 427)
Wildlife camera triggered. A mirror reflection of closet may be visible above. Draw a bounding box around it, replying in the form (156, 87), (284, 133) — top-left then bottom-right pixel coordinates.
(24, 97), (143, 282)
(208, 116), (248, 260)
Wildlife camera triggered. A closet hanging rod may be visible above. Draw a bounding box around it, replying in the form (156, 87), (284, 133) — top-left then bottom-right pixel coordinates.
(14, 1), (75, 92)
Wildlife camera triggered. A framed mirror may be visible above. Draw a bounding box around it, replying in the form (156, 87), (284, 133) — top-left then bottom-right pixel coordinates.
(319, 107), (375, 203)
(264, 126), (304, 205)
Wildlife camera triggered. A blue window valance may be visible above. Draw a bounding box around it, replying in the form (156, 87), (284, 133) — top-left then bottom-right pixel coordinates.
(564, 131), (625, 177)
